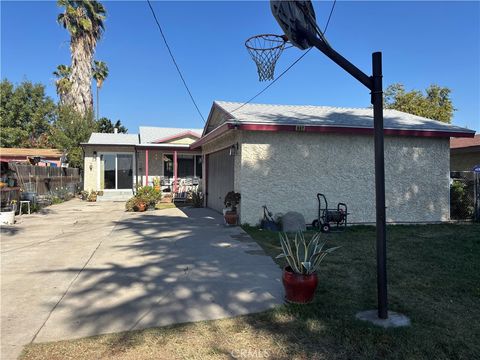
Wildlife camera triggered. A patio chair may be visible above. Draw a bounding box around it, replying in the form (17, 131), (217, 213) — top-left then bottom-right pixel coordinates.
(173, 179), (188, 203)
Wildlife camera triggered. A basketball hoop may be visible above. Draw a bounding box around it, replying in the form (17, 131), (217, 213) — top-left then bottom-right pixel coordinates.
(245, 34), (287, 81)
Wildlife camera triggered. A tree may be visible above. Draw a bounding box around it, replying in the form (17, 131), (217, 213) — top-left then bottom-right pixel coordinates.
(0, 79), (56, 147)
(57, 0), (106, 116)
(92, 60), (109, 120)
(50, 106), (96, 168)
(384, 83), (455, 123)
(53, 64), (72, 104)
(96, 117), (128, 133)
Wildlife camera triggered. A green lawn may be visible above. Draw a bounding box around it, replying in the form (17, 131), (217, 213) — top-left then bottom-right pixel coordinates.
(21, 224), (480, 360)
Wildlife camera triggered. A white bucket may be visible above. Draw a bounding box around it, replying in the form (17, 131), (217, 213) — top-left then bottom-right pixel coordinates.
(0, 210), (15, 225)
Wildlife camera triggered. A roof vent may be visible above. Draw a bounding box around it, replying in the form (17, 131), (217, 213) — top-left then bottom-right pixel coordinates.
(113, 128), (118, 134)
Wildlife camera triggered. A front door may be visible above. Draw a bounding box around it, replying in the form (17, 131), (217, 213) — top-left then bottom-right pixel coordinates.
(99, 153), (134, 190)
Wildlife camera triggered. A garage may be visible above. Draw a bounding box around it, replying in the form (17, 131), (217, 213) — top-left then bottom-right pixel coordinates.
(206, 147), (234, 212)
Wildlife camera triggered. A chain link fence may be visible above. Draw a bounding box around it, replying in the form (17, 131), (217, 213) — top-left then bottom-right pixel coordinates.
(450, 171), (480, 221)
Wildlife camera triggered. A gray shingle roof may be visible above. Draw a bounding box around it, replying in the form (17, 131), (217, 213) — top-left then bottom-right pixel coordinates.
(214, 101), (475, 134)
(139, 126), (203, 144)
(87, 133), (139, 145)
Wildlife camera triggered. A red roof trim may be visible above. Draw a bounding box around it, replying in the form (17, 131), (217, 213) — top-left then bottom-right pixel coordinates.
(237, 123), (475, 138)
(190, 122), (474, 149)
(152, 130), (201, 144)
(134, 145), (200, 152)
(190, 123), (232, 149)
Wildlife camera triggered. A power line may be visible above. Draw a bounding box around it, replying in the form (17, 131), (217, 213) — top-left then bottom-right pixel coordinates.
(230, 0), (337, 114)
(146, 0), (205, 122)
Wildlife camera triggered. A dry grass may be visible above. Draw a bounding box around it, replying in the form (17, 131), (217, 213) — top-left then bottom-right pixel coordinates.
(21, 312), (324, 360)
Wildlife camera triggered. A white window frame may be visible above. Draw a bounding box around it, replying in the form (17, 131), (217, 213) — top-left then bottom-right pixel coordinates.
(97, 152), (136, 191)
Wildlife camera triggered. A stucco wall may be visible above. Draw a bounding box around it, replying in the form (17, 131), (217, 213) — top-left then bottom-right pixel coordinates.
(83, 146), (135, 191)
(239, 131), (450, 225)
(450, 151), (480, 171)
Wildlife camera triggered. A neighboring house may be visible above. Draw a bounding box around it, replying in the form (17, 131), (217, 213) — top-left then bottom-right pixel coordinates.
(81, 127), (202, 195)
(0, 148), (64, 167)
(191, 101), (475, 225)
(450, 134), (480, 171)
(82, 101), (475, 225)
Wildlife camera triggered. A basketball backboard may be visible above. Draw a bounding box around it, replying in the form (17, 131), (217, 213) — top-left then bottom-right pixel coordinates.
(270, 0), (322, 50)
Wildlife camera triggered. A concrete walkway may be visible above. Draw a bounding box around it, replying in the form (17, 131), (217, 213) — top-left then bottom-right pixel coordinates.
(1, 199), (282, 360)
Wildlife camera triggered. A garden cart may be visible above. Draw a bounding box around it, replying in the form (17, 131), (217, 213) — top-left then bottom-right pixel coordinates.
(312, 193), (348, 233)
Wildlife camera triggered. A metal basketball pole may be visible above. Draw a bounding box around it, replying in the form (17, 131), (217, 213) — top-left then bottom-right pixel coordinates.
(301, 27), (388, 319)
(372, 52), (388, 319)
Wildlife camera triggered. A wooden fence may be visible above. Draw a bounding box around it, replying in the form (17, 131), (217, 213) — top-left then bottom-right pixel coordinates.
(10, 164), (81, 195)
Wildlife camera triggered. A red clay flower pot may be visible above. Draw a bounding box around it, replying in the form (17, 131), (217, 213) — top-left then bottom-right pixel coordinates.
(282, 266), (318, 304)
(224, 211), (238, 225)
(136, 202), (147, 212)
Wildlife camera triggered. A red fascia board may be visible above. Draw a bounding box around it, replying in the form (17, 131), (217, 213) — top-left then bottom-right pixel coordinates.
(237, 123), (475, 138)
(190, 123), (232, 149)
(135, 146), (200, 152)
(190, 122), (474, 149)
(152, 130), (201, 144)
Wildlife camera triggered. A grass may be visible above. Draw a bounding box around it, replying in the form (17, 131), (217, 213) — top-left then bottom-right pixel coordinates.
(154, 202), (192, 210)
(20, 224), (480, 360)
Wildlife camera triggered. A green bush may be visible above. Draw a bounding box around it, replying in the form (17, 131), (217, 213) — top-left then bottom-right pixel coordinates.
(191, 190), (204, 208)
(136, 186), (162, 206)
(450, 180), (474, 219)
(126, 196), (145, 212)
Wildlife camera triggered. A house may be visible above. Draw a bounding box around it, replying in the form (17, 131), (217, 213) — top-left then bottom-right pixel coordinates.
(82, 101), (475, 224)
(81, 127), (202, 198)
(0, 148), (64, 167)
(191, 101), (475, 225)
(450, 134), (480, 171)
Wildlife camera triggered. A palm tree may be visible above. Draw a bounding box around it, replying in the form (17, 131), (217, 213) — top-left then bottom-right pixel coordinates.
(57, 0), (106, 116)
(92, 60), (109, 121)
(53, 64), (72, 104)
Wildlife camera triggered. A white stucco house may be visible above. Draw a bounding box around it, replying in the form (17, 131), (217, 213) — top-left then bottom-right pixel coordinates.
(82, 127), (203, 199)
(82, 101), (475, 224)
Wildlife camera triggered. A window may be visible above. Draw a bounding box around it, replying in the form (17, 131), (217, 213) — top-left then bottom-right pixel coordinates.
(178, 155), (194, 177)
(163, 154), (202, 178)
(164, 154), (173, 177)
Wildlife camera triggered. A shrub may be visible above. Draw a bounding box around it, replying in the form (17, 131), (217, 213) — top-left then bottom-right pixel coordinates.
(450, 180), (474, 219)
(224, 191), (241, 210)
(191, 190), (204, 208)
(126, 196), (146, 212)
(136, 186), (162, 206)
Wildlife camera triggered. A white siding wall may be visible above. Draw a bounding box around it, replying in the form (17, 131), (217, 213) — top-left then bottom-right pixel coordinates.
(239, 131), (450, 225)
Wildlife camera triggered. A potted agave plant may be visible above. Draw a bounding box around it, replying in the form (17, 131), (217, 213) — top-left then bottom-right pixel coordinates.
(277, 232), (340, 304)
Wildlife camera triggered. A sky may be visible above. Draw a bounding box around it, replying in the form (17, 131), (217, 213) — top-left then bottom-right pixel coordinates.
(1, 0), (479, 133)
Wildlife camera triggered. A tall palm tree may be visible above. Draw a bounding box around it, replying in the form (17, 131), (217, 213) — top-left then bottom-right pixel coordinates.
(57, 0), (106, 116)
(92, 60), (109, 121)
(53, 64), (72, 104)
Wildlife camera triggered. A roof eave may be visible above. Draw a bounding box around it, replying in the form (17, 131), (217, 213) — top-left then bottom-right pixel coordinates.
(190, 121), (475, 150)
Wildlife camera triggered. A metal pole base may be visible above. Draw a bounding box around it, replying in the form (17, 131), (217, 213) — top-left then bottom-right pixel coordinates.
(355, 310), (410, 328)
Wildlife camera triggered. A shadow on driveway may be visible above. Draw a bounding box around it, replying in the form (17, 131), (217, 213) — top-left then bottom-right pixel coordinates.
(34, 207), (283, 342)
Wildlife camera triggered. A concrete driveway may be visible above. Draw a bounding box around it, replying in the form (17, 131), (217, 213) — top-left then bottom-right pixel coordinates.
(1, 199), (282, 360)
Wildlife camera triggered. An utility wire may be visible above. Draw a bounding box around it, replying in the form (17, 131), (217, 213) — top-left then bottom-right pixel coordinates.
(146, 0), (205, 122)
(230, 0), (337, 114)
